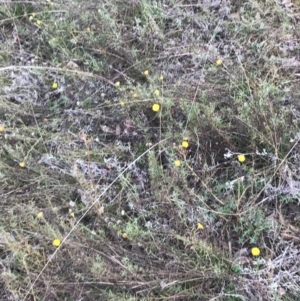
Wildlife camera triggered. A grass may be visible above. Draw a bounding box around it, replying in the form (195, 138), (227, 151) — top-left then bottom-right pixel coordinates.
(1, 0), (300, 300)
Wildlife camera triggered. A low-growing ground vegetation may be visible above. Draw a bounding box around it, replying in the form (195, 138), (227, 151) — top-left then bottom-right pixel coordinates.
(1, 0), (300, 300)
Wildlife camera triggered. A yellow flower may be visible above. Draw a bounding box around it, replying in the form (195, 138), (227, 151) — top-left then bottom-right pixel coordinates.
(237, 154), (246, 163)
(122, 233), (128, 239)
(182, 140), (189, 148)
(174, 160), (181, 167)
(0, 125), (5, 132)
(143, 70), (149, 76)
(159, 75), (164, 81)
(216, 59), (222, 66)
(115, 81), (120, 87)
(153, 89), (160, 97)
(133, 93), (138, 98)
(36, 20), (42, 26)
(19, 161), (26, 168)
(29, 16), (34, 21)
(86, 27), (91, 32)
(37, 212), (44, 219)
(52, 238), (61, 247)
(152, 103), (160, 112)
(31, 13), (36, 18)
(251, 247), (260, 256)
(120, 101), (125, 106)
(197, 223), (204, 229)
(70, 212), (75, 218)
(52, 82), (58, 89)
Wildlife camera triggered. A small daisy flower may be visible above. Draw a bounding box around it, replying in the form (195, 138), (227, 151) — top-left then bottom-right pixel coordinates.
(237, 154), (246, 163)
(152, 103), (160, 112)
(37, 212), (44, 219)
(115, 81), (120, 87)
(216, 59), (222, 66)
(52, 82), (58, 89)
(251, 247), (260, 256)
(52, 238), (61, 247)
(182, 140), (189, 148)
(174, 160), (181, 167)
(143, 70), (149, 76)
(197, 223), (204, 229)
(153, 89), (160, 97)
(19, 161), (26, 168)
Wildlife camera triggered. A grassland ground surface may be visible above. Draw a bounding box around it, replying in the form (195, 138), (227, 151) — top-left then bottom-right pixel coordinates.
(1, 0), (300, 300)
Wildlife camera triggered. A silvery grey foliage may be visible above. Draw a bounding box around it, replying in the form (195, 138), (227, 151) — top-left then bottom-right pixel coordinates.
(2, 69), (47, 104)
(38, 153), (71, 175)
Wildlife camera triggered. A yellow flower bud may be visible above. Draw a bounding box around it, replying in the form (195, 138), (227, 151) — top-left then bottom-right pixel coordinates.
(37, 212), (44, 219)
(174, 160), (181, 167)
(237, 154), (246, 162)
(216, 59), (222, 66)
(52, 238), (61, 247)
(182, 140), (189, 148)
(152, 103), (160, 112)
(251, 247), (260, 256)
(197, 223), (204, 229)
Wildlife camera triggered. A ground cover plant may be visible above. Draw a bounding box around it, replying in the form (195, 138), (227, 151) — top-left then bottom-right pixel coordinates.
(1, 0), (300, 300)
